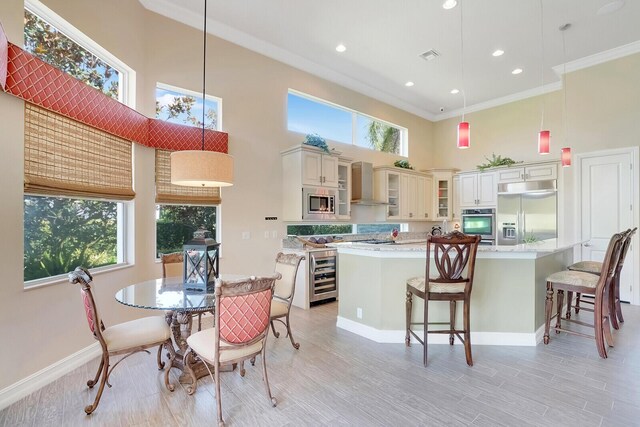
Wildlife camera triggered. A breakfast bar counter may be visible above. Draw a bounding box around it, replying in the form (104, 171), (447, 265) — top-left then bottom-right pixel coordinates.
(331, 239), (579, 346)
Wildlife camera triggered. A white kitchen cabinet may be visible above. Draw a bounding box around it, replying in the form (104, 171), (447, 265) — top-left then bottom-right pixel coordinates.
(458, 171), (497, 208)
(336, 161), (351, 219)
(426, 169), (458, 220)
(281, 145), (349, 221)
(374, 167), (432, 221)
(497, 163), (558, 184)
(301, 150), (339, 188)
(452, 175), (460, 219)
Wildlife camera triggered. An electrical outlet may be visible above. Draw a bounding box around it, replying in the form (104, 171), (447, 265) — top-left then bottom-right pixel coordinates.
(356, 307), (363, 319)
(241, 231), (250, 240)
(264, 231), (270, 239)
(271, 230), (278, 238)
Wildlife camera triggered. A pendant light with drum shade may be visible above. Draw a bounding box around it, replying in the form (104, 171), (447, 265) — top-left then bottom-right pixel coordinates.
(537, 0), (550, 155)
(457, 0), (469, 149)
(560, 22), (571, 167)
(170, 0), (234, 187)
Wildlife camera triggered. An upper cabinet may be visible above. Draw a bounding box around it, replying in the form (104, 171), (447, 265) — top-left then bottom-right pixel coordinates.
(496, 163), (557, 184)
(458, 171), (497, 208)
(425, 169), (458, 220)
(452, 175), (460, 220)
(301, 150), (339, 188)
(374, 167), (432, 221)
(336, 161), (351, 219)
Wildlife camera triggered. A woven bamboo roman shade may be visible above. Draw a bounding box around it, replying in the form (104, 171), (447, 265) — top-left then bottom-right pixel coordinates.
(155, 150), (221, 205)
(24, 103), (135, 200)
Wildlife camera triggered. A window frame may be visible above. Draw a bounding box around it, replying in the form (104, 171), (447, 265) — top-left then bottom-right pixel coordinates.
(24, 0), (136, 108)
(154, 203), (222, 261)
(156, 82), (223, 131)
(23, 195), (131, 289)
(287, 89), (408, 157)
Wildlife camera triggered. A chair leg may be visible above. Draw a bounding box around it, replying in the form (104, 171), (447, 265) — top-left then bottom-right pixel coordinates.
(250, 356), (256, 366)
(185, 351), (198, 396)
(198, 313), (203, 332)
(284, 313), (300, 349)
(615, 275), (625, 324)
(87, 357), (104, 388)
(610, 275), (622, 329)
(156, 344), (165, 370)
(449, 300), (456, 345)
(260, 348), (277, 407)
(463, 299), (473, 367)
(594, 294), (608, 359)
(423, 296), (429, 367)
(215, 358), (224, 427)
(555, 290), (564, 333)
(543, 283), (553, 345)
(575, 292), (581, 313)
(239, 361), (246, 377)
(270, 320), (279, 338)
(405, 290), (412, 347)
(84, 354), (109, 415)
(565, 291), (573, 319)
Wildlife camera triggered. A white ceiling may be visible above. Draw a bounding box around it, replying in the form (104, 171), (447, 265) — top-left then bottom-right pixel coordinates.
(140, 0), (640, 121)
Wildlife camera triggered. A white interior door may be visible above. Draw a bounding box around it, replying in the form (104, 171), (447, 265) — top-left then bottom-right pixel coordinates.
(580, 151), (634, 302)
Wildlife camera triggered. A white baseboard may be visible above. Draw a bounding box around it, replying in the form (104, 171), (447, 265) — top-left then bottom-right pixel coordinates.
(0, 342), (101, 411)
(336, 316), (542, 346)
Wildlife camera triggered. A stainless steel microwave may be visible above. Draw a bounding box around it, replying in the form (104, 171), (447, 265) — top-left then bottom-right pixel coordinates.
(302, 187), (336, 220)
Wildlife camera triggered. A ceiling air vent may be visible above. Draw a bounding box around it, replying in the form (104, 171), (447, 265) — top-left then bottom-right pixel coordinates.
(419, 49), (440, 61)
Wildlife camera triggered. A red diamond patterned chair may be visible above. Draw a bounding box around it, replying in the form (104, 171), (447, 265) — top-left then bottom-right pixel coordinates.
(68, 267), (176, 415)
(184, 273), (281, 427)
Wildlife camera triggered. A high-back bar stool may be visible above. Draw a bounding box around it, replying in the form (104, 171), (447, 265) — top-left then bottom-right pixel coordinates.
(543, 232), (624, 358)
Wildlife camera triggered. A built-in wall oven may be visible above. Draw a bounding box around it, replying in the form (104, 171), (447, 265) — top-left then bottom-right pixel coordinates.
(302, 187), (336, 220)
(461, 208), (496, 245)
(308, 249), (338, 302)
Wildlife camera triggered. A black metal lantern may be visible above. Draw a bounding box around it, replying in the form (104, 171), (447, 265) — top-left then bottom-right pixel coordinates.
(183, 227), (220, 291)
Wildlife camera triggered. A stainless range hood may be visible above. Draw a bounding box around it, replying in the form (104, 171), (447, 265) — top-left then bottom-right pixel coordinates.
(351, 162), (389, 205)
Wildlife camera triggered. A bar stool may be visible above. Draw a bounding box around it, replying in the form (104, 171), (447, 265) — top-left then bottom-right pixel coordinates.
(567, 228), (636, 329)
(543, 232), (624, 358)
(405, 231), (480, 366)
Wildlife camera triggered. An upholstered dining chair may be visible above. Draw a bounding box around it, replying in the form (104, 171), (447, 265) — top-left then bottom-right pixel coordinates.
(270, 252), (305, 349)
(543, 232), (624, 358)
(405, 231), (480, 367)
(567, 228), (636, 329)
(184, 273), (281, 427)
(68, 267), (175, 415)
(161, 252), (207, 331)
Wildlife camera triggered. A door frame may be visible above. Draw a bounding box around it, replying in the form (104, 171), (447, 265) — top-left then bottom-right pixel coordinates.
(574, 146), (639, 305)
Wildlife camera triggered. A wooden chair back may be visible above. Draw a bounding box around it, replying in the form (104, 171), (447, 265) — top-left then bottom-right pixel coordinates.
(427, 231), (481, 292)
(161, 252), (183, 278)
(273, 252), (305, 301)
(615, 228), (637, 276)
(214, 274), (280, 352)
(594, 232), (626, 300)
(68, 266), (107, 347)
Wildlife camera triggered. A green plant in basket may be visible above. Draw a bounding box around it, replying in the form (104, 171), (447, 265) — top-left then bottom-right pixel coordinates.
(476, 153), (523, 171)
(394, 160), (413, 170)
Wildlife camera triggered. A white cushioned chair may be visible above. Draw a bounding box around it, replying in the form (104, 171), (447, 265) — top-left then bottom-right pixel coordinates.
(68, 267), (175, 415)
(270, 252), (305, 349)
(184, 274), (281, 427)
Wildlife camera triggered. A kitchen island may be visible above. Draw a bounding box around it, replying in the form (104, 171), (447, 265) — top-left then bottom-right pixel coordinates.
(332, 239), (578, 346)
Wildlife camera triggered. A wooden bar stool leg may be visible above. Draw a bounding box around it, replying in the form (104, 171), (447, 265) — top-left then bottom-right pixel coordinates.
(615, 275), (624, 324)
(565, 291), (573, 319)
(543, 282), (553, 344)
(449, 300), (456, 346)
(423, 296), (429, 367)
(405, 290), (413, 347)
(594, 296), (608, 359)
(463, 299), (472, 366)
(575, 292), (581, 313)
(555, 290), (564, 333)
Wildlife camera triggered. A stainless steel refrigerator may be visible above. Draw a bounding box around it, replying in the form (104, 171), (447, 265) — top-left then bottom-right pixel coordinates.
(497, 180), (557, 245)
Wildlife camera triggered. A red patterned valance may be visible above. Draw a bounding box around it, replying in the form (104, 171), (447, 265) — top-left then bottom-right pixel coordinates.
(0, 26), (227, 153)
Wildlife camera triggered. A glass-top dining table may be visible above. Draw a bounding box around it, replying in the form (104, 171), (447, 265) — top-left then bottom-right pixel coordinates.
(115, 274), (247, 382)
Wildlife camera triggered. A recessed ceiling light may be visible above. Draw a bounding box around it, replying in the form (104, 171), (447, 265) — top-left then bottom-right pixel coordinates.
(442, 0), (458, 9)
(405, 81), (414, 87)
(492, 49), (505, 57)
(512, 68), (523, 75)
(450, 89), (460, 94)
(335, 44), (346, 53)
(597, 0), (625, 15)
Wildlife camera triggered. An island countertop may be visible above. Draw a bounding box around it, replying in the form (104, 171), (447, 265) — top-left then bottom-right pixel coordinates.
(328, 238), (582, 259)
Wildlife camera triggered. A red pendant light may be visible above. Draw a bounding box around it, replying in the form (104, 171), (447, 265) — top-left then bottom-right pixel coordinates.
(538, 130), (550, 155)
(457, 122), (470, 149)
(561, 147), (571, 167)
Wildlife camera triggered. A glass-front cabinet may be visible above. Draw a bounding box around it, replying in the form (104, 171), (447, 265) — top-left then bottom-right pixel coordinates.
(337, 160), (351, 219)
(428, 169), (458, 220)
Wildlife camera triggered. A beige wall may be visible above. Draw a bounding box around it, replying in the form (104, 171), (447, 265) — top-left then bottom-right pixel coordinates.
(0, 0), (433, 390)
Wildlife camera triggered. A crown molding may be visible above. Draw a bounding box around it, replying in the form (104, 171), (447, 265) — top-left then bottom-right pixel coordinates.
(433, 81), (563, 122)
(552, 39), (640, 77)
(139, 0), (437, 121)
